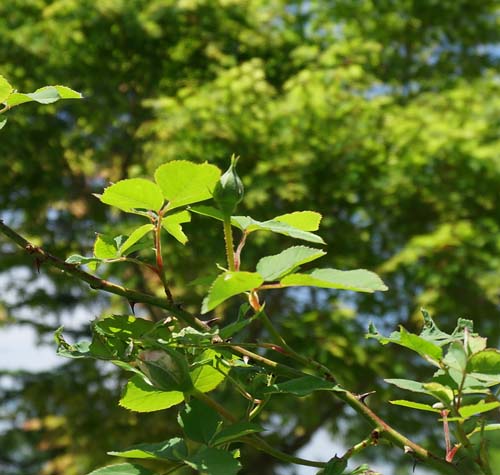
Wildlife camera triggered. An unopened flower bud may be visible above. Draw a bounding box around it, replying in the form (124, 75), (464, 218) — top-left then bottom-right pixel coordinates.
(213, 155), (244, 215)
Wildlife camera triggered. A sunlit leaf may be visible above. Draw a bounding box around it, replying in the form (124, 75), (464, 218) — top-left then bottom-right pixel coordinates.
(256, 246), (326, 281)
(119, 376), (184, 412)
(201, 271), (263, 314)
(154, 161), (220, 211)
(162, 210), (191, 244)
(7, 85), (82, 107)
(0, 75), (12, 103)
(389, 400), (440, 413)
(281, 268), (388, 293)
(459, 401), (500, 419)
(231, 216), (325, 244)
(273, 211), (322, 231)
(94, 234), (120, 259)
(100, 178), (164, 212)
(119, 224), (154, 255)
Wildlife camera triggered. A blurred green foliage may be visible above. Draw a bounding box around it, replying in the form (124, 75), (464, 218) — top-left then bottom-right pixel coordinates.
(0, 1), (499, 474)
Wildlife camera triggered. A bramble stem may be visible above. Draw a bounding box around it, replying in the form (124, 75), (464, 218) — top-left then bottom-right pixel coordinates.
(223, 217), (236, 271)
(0, 219), (460, 474)
(154, 211), (174, 303)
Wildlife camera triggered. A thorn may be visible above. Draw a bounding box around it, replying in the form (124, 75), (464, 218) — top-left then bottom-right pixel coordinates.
(34, 258), (41, 273)
(203, 317), (220, 326)
(357, 391), (376, 402)
(128, 301), (136, 314)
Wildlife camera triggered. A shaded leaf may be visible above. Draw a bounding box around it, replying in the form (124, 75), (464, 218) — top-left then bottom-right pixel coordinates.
(469, 349), (500, 383)
(211, 422), (263, 446)
(178, 399), (221, 444)
(262, 375), (344, 397)
(65, 254), (101, 265)
(323, 456), (347, 475)
(86, 463), (155, 475)
(108, 437), (187, 461)
(94, 315), (154, 339)
(185, 447), (241, 475)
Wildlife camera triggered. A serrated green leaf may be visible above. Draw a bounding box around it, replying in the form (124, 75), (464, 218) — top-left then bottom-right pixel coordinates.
(7, 85), (81, 107)
(211, 422), (263, 446)
(398, 327), (443, 362)
(94, 315), (154, 339)
(256, 246), (326, 281)
(52, 85), (83, 99)
(459, 401), (500, 419)
(468, 349), (500, 383)
(262, 375), (344, 397)
(273, 211), (322, 231)
(108, 437), (187, 461)
(86, 463), (155, 475)
(119, 375), (184, 412)
(138, 349), (192, 392)
(162, 210), (191, 244)
(370, 325), (442, 362)
(94, 234), (120, 259)
(190, 362), (226, 394)
(0, 75), (13, 103)
(281, 268), (388, 293)
(100, 179), (164, 212)
(467, 335), (487, 355)
(389, 400), (441, 413)
(201, 272), (263, 314)
(384, 379), (429, 394)
(119, 224), (154, 255)
(179, 399), (221, 444)
(231, 216), (325, 244)
(55, 328), (91, 359)
(444, 342), (467, 372)
(185, 447), (241, 475)
(154, 161), (220, 211)
(422, 382), (453, 405)
(469, 349), (500, 374)
(322, 456), (347, 475)
(219, 304), (260, 339)
(189, 205), (225, 221)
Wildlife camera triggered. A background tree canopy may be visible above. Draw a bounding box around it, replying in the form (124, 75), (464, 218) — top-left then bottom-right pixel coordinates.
(0, 1), (499, 474)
